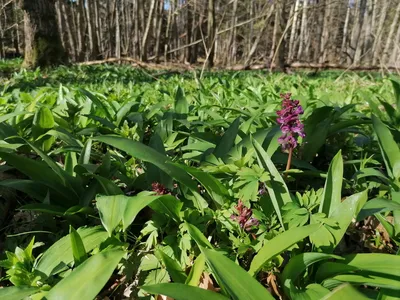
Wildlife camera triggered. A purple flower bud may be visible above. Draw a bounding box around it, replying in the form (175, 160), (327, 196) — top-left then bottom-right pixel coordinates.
(231, 200), (259, 232)
(276, 93), (305, 151)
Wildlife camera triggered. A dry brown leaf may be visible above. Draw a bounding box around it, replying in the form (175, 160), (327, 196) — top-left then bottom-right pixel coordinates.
(199, 272), (218, 292)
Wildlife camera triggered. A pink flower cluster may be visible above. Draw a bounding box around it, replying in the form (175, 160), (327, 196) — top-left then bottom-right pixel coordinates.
(276, 93), (305, 151)
(230, 200), (259, 232)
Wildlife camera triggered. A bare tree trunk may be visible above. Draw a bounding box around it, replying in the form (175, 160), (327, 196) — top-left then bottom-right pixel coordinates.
(142, 0), (156, 61)
(227, 0), (238, 66)
(206, 0), (216, 68)
(155, 0), (164, 62)
(372, 0), (389, 64)
(288, 0), (300, 62)
(21, 0), (67, 68)
(115, 0), (120, 59)
(245, 3), (275, 66)
(382, 1), (400, 65)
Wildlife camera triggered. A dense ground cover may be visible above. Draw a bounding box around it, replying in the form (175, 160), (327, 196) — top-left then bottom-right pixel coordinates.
(0, 64), (400, 299)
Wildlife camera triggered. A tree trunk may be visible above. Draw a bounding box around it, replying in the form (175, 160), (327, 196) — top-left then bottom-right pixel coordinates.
(21, 0), (67, 68)
(206, 0), (216, 68)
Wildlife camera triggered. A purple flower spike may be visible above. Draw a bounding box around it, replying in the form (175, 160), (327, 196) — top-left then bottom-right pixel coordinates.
(276, 93), (305, 151)
(230, 200), (259, 232)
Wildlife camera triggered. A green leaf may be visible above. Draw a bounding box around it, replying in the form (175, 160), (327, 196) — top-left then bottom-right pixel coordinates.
(96, 194), (127, 236)
(358, 198), (400, 221)
(142, 283), (229, 300)
(281, 253), (343, 296)
(19, 203), (66, 216)
(122, 192), (165, 230)
(323, 274), (400, 290)
(319, 150), (343, 217)
(0, 111), (31, 124)
(328, 190), (368, 250)
(94, 136), (198, 191)
(175, 87), (189, 117)
(70, 226), (88, 267)
(248, 224), (320, 276)
(0, 152), (77, 206)
(302, 107), (333, 162)
(156, 249), (187, 283)
(202, 248), (274, 300)
(213, 117), (240, 159)
(185, 222), (213, 249)
(169, 162), (230, 206)
(253, 138), (291, 228)
(79, 88), (114, 121)
(372, 115), (400, 180)
(65, 152), (77, 176)
(46, 249), (124, 300)
(185, 253), (206, 286)
(148, 195), (183, 223)
(390, 78), (400, 110)
(79, 138), (92, 165)
(35, 226), (108, 276)
(316, 253), (400, 282)
(0, 286), (39, 300)
(321, 283), (369, 300)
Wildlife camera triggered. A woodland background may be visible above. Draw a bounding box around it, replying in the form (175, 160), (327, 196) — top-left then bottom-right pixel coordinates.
(0, 0), (400, 69)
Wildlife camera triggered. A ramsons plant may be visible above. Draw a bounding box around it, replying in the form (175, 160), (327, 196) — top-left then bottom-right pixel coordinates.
(0, 65), (399, 299)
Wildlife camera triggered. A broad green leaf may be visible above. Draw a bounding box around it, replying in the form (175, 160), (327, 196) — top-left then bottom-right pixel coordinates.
(115, 101), (136, 127)
(46, 249), (124, 300)
(302, 107), (334, 162)
(378, 288), (400, 300)
(0, 286), (38, 300)
(213, 117), (240, 159)
(319, 150), (343, 217)
(185, 222), (213, 249)
(169, 162), (230, 206)
(40, 128), (83, 148)
(65, 152), (77, 176)
(321, 283), (369, 300)
(0, 152), (77, 206)
(79, 88), (114, 121)
(147, 133), (172, 188)
(323, 274), (400, 290)
(249, 224), (320, 276)
(94, 136), (198, 191)
(185, 253), (206, 286)
(316, 253), (400, 282)
(372, 115), (400, 180)
(92, 174), (123, 196)
(27, 142), (82, 199)
(390, 78), (400, 110)
(281, 253), (343, 296)
(141, 283), (229, 300)
(253, 139), (291, 228)
(122, 192), (163, 230)
(96, 194), (127, 236)
(156, 249), (187, 283)
(79, 138), (92, 165)
(20, 203), (66, 216)
(70, 226), (88, 267)
(36, 226), (108, 276)
(328, 190), (368, 250)
(149, 194), (183, 222)
(358, 198), (400, 221)
(0, 111), (31, 123)
(175, 87), (189, 117)
(202, 248), (274, 300)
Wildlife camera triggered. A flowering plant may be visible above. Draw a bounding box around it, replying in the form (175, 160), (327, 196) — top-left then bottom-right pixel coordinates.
(230, 200), (259, 232)
(276, 93), (305, 170)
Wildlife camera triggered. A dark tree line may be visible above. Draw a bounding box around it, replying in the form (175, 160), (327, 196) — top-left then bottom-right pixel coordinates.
(0, 0), (399, 69)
